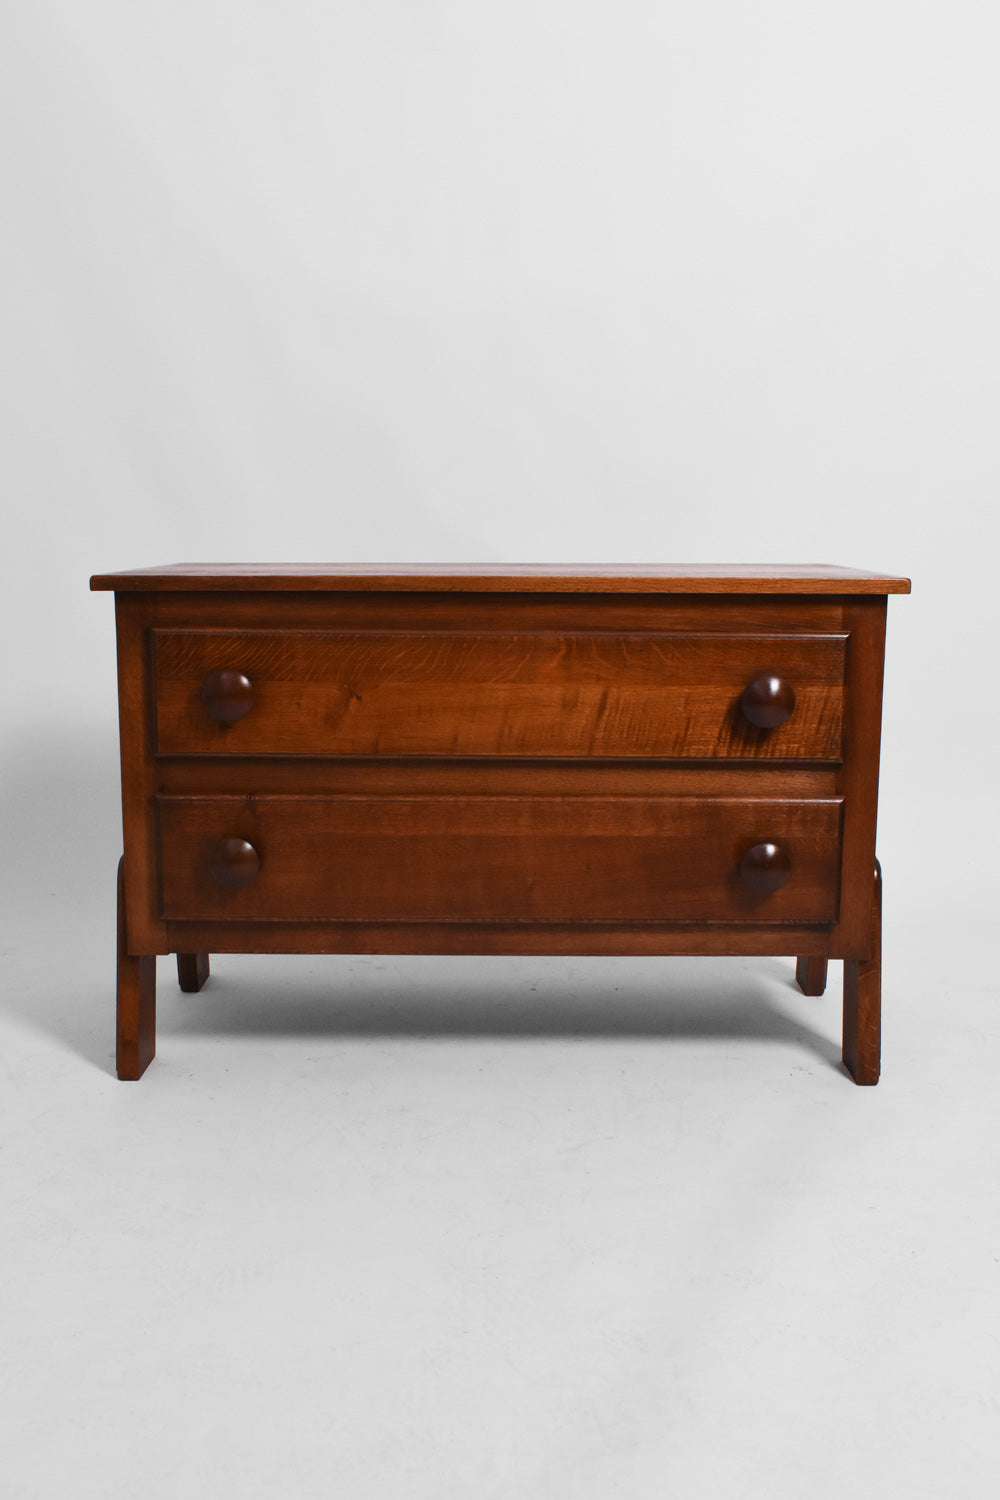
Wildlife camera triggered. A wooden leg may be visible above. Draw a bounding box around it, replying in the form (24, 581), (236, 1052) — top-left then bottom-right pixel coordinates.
(796, 956), (828, 996)
(117, 857), (156, 1080)
(177, 953), (210, 992)
(843, 860), (882, 1085)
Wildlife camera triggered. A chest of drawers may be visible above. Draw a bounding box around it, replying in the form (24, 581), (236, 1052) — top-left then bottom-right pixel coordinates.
(91, 563), (909, 1084)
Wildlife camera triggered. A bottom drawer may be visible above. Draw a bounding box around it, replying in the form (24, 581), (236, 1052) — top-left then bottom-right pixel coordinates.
(157, 795), (843, 924)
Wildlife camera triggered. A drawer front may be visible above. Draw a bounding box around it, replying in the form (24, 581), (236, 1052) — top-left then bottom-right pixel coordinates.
(153, 629), (846, 759)
(157, 795), (843, 924)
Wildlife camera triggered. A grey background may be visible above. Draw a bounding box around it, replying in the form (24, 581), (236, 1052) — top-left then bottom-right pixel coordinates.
(2, 5), (997, 1497)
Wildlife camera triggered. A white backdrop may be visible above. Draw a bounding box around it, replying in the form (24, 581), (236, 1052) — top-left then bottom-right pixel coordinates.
(3, 8), (999, 1497)
(3, 2), (997, 928)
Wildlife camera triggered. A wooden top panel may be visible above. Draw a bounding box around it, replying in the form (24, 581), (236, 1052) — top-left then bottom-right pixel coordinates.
(90, 563), (911, 594)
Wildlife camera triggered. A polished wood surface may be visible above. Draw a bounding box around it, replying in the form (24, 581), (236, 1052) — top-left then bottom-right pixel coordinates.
(157, 794), (843, 924)
(115, 597), (165, 955)
(835, 600), (887, 954)
(176, 952), (210, 992)
(153, 628), (846, 760)
(737, 841), (793, 895)
(147, 591), (854, 633)
(91, 563), (912, 594)
(116, 858), (155, 1080)
(161, 919), (842, 957)
(843, 862), (882, 1085)
(98, 564), (907, 1082)
(199, 668), (254, 724)
(740, 673), (796, 729)
(795, 955), (828, 996)
(206, 837), (261, 889)
(155, 759), (838, 799)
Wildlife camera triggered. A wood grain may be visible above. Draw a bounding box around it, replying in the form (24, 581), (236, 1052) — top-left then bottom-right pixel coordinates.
(149, 591), (851, 634)
(153, 629), (847, 760)
(117, 858), (156, 1079)
(176, 952), (210, 992)
(91, 563), (912, 594)
(163, 919), (841, 957)
(115, 596), (168, 954)
(836, 599), (887, 954)
(95, 567), (906, 1082)
(154, 758), (839, 799)
(156, 794), (843, 924)
(843, 861), (882, 1084)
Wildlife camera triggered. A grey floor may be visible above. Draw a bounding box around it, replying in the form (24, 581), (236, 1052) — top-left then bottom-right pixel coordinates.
(3, 854), (997, 1498)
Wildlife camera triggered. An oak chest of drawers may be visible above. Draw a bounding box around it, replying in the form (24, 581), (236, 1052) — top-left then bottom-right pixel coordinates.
(91, 563), (910, 1083)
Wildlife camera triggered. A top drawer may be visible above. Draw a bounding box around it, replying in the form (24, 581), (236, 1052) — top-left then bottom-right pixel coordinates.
(152, 628), (846, 759)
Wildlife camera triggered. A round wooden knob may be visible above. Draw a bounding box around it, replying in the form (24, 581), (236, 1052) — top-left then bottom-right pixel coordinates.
(740, 674), (795, 729)
(200, 669), (253, 725)
(738, 841), (792, 894)
(207, 837), (260, 889)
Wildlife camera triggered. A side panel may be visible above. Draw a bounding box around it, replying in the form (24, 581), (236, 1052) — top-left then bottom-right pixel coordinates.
(835, 598), (888, 957)
(115, 593), (169, 954)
